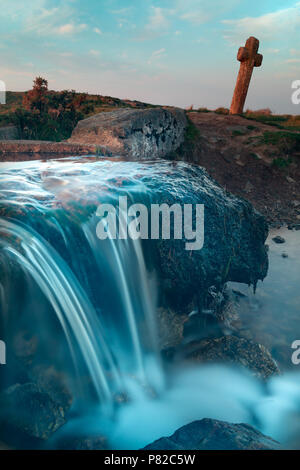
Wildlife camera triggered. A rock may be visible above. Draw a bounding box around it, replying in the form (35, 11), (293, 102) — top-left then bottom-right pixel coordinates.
(57, 435), (109, 450)
(12, 330), (38, 365)
(29, 365), (73, 412)
(272, 236), (285, 244)
(0, 383), (66, 442)
(69, 108), (187, 159)
(157, 307), (188, 350)
(0, 440), (12, 450)
(180, 336), (279, 380)
(143, 419), (281, 450)
(149, 164), (268, 311)
(286, 176), (296, 184)
(282, 253), (288, 258)
(0, 125), (19, 140)
(245, 181), (254, 193)
(0, 140), (102, 157)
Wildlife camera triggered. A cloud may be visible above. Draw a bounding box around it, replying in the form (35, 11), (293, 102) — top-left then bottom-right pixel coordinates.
(176, 0), (240, 25)
(1, 0), (88, 37)
(147, 7), (171, 30)
(180, 10), (210, 25)
(286, 59), (300, 64)
(56, 23), (87, 35)
(147, 48), (167, 65)
(222, 2), (300, 43)
(152, 48), (166, 57)
(89, 49), (101, 57)
(110, 8), (132, 16)
(93, 27), (102, 35)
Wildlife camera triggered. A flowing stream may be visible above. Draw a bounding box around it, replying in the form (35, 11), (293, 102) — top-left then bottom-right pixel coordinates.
(0, 156), (300, 449)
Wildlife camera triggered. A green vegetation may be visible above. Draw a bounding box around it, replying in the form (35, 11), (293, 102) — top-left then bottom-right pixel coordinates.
(0, 77), (155, 141)
(232, 130), (245, 137)
(185, 119), (201, 142)
(261, 131), (300, 153)
(272, 157), (292, 169)
(244, 111), (300, 132)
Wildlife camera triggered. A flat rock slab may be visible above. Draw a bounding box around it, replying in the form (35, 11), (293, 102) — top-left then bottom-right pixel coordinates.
(0, 140), (105, 159)
(69, 107), (187, 159)
(0, 125), (19, 140)
(144, 418), (281, 450)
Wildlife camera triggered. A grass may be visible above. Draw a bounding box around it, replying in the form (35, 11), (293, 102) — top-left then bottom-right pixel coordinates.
(232, 130), (246, 137)
(272, 157), (292, 169)
(259, 131), (300, 157)
(185, 119), (201, 142)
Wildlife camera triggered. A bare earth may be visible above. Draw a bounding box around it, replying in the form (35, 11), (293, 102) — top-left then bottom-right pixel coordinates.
(185, 112), (300, 227)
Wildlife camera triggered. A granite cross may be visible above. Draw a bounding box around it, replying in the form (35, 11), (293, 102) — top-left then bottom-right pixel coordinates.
(230, 36), (263, 115)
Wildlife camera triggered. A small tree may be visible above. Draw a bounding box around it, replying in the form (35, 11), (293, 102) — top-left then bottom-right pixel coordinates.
(23, 77), (49, 113)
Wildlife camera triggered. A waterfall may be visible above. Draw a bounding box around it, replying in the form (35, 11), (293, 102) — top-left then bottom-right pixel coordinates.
(0, 213), (163, 410)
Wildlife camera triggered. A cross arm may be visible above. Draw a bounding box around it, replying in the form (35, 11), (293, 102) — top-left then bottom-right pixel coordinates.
(254, 53), (263, 67)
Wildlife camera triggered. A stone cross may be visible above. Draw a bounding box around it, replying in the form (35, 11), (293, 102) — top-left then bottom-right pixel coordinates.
(230, 36), (263, 115)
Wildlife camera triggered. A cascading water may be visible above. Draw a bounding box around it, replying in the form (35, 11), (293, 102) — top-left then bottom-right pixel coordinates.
(1, 156), (300, 449)
(0, 158), (164, 413)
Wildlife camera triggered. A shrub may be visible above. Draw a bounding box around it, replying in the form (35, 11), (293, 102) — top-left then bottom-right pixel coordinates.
(215, 107), (229, 115)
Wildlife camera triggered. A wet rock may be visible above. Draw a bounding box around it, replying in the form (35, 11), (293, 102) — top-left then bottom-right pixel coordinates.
(0, 383), (66, 442)
(272, 236), (285, 244)
(143, 418), (281, 450)
(57, 435), (109, 450)
(69, 108), (187, 159)
(0, 440), (12, 450)
(244, 181), (254, 193)
(150, 164), (269, 312)
(157, 307), (188, 350)
(29, 365), (73, 412)
(12, 330), (38, 365)
(180, 335), (279, 380)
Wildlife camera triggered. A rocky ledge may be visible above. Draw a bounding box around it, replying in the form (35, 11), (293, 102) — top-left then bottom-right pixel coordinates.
(0, 140), (103, 159)
(69, 107), (187, 159)
(144, 418), (281, 450)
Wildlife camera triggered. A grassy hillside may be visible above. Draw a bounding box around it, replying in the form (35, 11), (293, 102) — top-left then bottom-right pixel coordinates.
(0, 90), (157, 141)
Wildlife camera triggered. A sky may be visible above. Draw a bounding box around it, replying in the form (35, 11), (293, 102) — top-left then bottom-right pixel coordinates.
(0, 0), (299, 113)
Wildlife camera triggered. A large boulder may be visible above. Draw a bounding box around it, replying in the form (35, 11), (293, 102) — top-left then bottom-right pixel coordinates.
(177, 336), (280, 380)
(0, 125), (19, 140)
(143, 163), (269, 311)
(69, 107), (187, 159)
(143, 418), (281, 450)
(0, 383), (66, 444)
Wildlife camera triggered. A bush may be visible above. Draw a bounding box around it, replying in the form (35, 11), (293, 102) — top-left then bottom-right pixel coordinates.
(215, 107), (229, 115)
